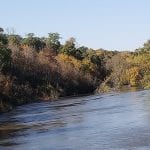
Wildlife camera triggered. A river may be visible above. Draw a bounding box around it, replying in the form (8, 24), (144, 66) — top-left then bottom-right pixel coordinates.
(0, 90), (150, 150)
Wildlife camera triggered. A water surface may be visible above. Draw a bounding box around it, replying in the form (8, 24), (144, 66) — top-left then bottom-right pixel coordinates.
(0, 90), (150, 150)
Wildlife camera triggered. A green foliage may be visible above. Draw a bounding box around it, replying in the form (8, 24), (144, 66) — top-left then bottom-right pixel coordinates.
(0, 29), (150, 112)
(61, 38), (88, 60)
(74, 46), (88, 60)
(0, 46), (11, 72)
(0, 34), (8, 46)
(61, 37), (76, 56)
(0, 27), (4, 33)
(22, 33), (45, 51)
(46, 33), (61, 51)
(0, 33), (11, 72)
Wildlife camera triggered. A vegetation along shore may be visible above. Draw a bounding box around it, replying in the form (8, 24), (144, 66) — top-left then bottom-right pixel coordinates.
(0, 27), (149, 112)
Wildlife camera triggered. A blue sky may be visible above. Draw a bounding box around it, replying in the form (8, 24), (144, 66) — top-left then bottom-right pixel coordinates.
(1, 0), (150, 50)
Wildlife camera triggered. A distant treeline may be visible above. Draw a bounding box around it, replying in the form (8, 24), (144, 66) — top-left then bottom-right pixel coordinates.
(0, 27), (150, 112)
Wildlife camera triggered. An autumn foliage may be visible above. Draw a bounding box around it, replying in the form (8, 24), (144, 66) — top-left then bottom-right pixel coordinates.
(0, 27), (150, 112)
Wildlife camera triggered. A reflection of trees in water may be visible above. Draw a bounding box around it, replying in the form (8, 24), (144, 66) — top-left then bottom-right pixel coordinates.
(0, 122), (28, 137)
(0, 122), (28, 147)
(0, 99), (85, 147)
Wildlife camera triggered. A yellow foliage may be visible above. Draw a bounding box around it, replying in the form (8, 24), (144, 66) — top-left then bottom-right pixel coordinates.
(56, 53), (82, 69)
(141, 74), (150, 89)
(126, 67), (141, 86)
(56, 54), (97, 74)
(81, 59), (95, 72)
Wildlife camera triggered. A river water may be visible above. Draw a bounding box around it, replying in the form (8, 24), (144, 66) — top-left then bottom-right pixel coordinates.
(0, 90), (150, 150)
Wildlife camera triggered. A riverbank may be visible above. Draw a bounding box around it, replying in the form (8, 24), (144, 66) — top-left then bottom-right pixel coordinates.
(0, 92), (94, 113)
(0, 86), (146, 113)
(0, 28), (150, 113)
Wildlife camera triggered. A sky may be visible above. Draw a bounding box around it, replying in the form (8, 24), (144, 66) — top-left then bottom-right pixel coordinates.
(1, 0), (150, 50)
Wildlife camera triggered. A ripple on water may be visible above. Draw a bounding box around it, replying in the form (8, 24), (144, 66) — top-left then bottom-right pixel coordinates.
(0, 90), (150, 150)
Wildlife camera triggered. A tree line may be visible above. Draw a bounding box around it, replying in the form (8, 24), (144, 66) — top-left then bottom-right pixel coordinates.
(0, 27), (149, 112)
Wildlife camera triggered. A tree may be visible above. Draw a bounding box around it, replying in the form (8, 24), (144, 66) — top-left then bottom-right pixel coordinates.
(61, 37), (76, 56)
(0, 44), (11, 72)
(136, 40), (150, 53)
(0, 34), (8, 46)
(22, 33), (45, 51)
(46, 33), (61, 51)
(0, 27), (4, 33)
(0, 28), (11, 72)
(75, 46), (88, 60)
(8, 34), (22, 46)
